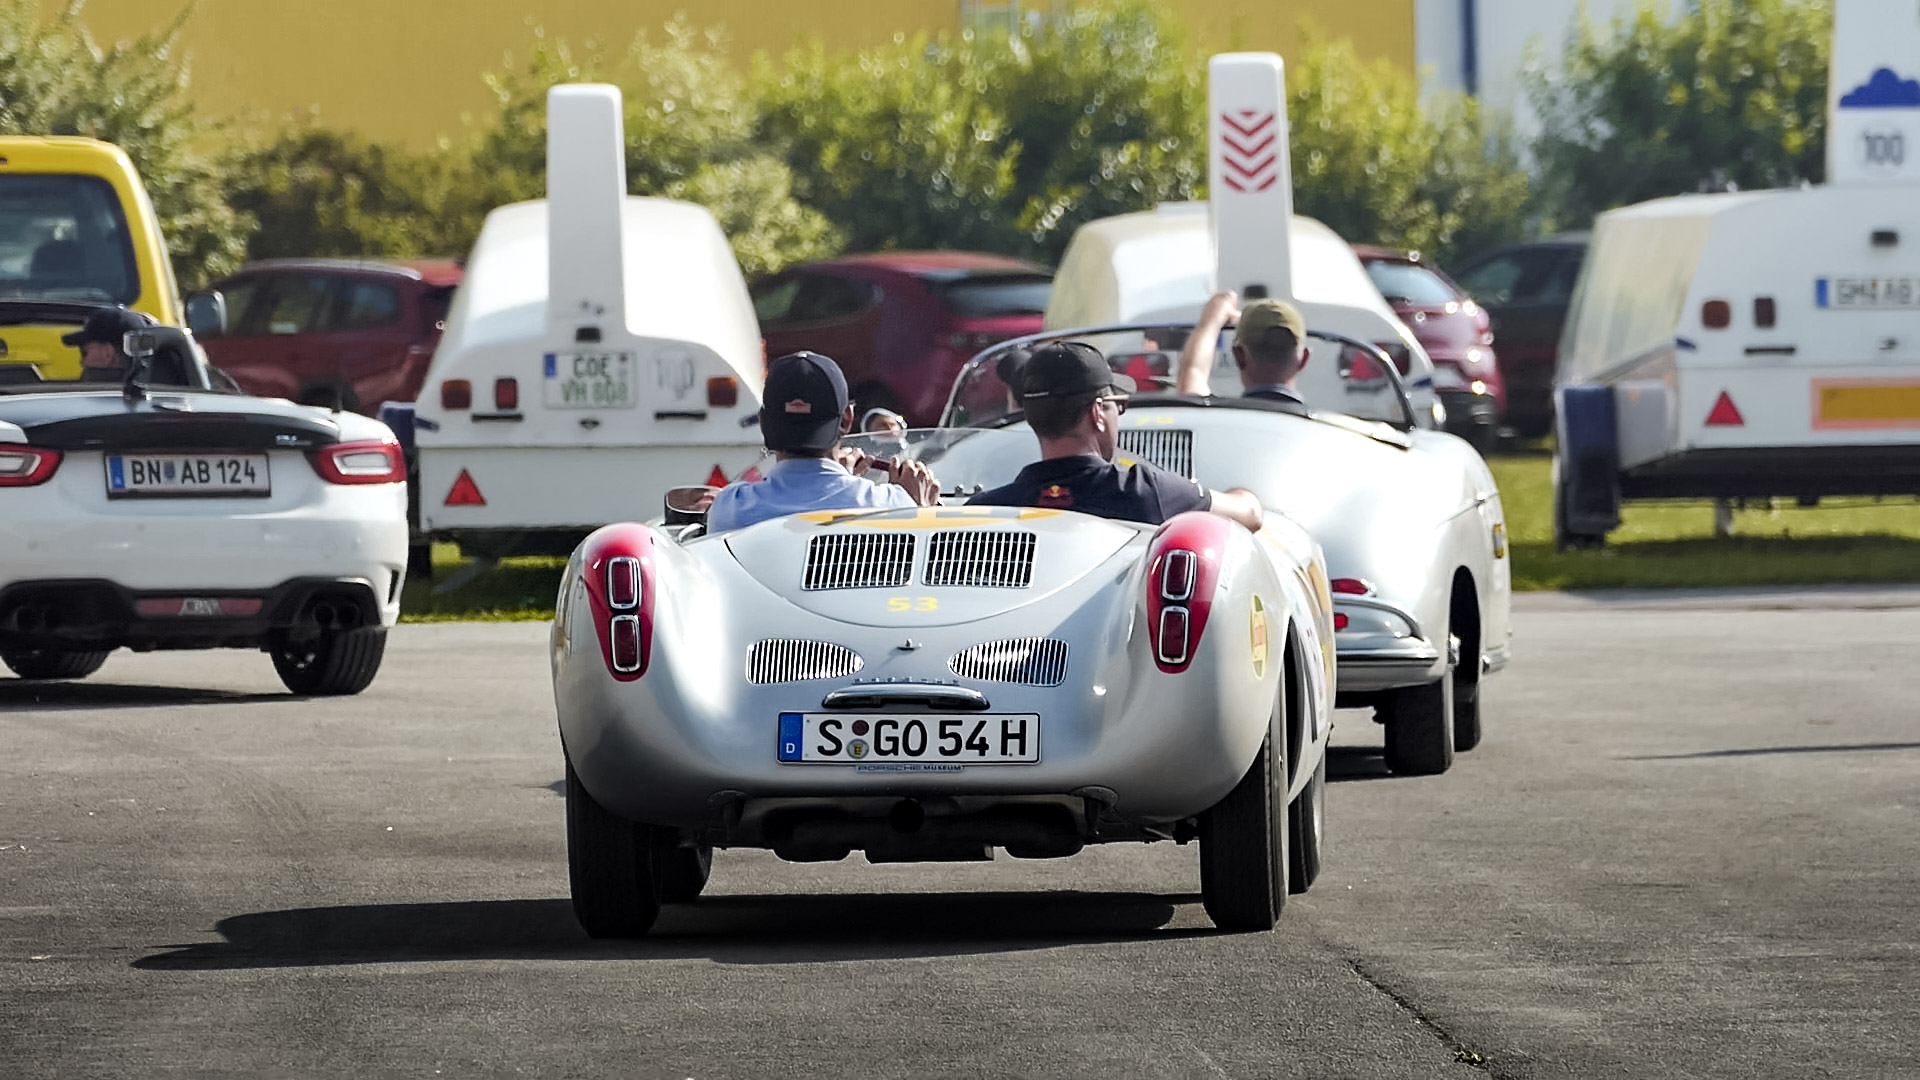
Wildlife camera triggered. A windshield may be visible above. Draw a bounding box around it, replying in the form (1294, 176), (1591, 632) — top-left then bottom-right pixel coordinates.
(943, 323), (1412, 429)
(1363, 261), (1459, 307)
(936, 274), (1053, 318)
(739, 428), (1039, 500)
(0, 175), (139, 305)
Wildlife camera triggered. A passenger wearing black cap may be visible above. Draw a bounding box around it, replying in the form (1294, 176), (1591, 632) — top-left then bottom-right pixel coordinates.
(64, 306), (157, 381)
(707, 351), (941, 533)
(967, 341), (1265, 530)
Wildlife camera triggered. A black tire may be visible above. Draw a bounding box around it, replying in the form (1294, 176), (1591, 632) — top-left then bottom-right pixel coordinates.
(1, 648), (111, 681)
(659, 844), (713, 903)
(1452, 633), (1483, 753)
(1286, 754), (1326, 895)
(1551, 454), (1607, 552)
(1380, 673), (1455, 776)
(565, 760), (663, 938)
(270, 628), (387, 696)
(1199, 730), (1288, 931)
(406, 541), (433, 580)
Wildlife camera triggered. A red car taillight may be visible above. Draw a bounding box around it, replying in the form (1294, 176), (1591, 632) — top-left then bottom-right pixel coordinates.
(0, 445), (61, 486)
(312, 440), (405, 485)
(707, 377), (738, 407)
(1145, 512), (1229, 673)
(581, 524), (656, 681)
(494, 377), (519, 411)
(441, 379), (472, 409)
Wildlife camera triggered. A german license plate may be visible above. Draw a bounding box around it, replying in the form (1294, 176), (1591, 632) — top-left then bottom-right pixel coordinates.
(105, 454), (269, 498)
(544, 351), (634, 408)
(777, 712), (1040, 764)
(1817, 276), (1920, 309)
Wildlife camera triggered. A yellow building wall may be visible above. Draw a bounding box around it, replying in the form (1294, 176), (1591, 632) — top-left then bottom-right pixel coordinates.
(53, 0), (1414, 146)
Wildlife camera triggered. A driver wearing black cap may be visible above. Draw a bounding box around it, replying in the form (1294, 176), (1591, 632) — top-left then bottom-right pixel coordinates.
(64, 306), (157, 382)
(707, 351), (941, 533)
(967, 341), (1265, 530)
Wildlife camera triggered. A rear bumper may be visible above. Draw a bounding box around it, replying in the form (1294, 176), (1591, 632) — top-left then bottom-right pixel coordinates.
(1620, 445), (1920, 500)
(0, 575), (388, 652)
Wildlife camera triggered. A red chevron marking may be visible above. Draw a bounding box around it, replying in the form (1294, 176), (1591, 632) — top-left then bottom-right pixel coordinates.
(1222, 132), (1276, 158)
(1221, 153), (1277, 181)
(1220, 111), (1276, 138)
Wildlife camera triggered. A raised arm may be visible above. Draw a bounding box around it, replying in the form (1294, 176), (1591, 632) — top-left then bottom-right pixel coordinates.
(1175, 290), (1240, 396)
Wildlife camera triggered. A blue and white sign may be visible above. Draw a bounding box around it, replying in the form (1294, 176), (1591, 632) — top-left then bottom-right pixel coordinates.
(1829, 0), (1920, 184)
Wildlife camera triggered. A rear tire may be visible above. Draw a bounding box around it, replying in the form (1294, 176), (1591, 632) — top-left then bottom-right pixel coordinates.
(1380, 673), (1455, 776)
(1199, 731), (1288, 931)
(270, 628), (387, 696)
(1, 648), (110, 681)
(565, 760), (663, 938)
(1452, 631), (1483, 753)
(660, 844), (713, 903)
(1286, 754), (1325, 895)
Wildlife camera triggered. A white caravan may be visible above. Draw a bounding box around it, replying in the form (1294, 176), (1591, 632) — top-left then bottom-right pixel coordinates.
(406, 85), (764, 556)
(1555, 0), (1920, 544)
(1043, 54), (1442, 428)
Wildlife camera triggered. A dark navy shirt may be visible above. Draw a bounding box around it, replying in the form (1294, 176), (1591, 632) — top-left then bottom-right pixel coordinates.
(967, 454), (1211, 525)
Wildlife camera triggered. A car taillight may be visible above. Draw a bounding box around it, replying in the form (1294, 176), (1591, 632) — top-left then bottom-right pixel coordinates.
(1330, 577), (1374, 596)
(581, 523), (656, 681)
(708, 377), (738, 407)
(441, 379), (472, 409)
(1145, 512), (1229, 674)
(1702, 300), (1731, 329)
(313, 440), (405, 485)
(1334, 613), (1350, 631)
(1754, 296), (1776, 328)
(0, 445), (60, 486)
(494, 377), (518, 411)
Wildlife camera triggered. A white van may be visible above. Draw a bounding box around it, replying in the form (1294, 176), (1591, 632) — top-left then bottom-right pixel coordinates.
(408, 85), (764, 556)
(1554, 0), (1920, 544)
(1044, 202), (1442, 427)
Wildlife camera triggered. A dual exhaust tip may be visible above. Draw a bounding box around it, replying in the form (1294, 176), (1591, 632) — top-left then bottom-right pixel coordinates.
(306, 600), (365, 631)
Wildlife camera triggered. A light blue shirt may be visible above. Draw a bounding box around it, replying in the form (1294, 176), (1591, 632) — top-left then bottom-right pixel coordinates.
(707, 457), (916, 532)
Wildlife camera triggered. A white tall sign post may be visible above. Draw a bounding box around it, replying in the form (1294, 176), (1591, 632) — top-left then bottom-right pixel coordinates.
(1828, 0), (1920, 185)
(1208, 53), (1294, 302)
(547, 84), (629, 335)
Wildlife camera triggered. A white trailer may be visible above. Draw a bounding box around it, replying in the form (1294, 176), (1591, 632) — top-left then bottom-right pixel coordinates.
(398, 85), (765, 557)
(1554, 0), (1920, 544)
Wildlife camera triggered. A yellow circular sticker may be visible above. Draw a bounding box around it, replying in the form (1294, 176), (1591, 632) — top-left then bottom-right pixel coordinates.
(1250, 595), (1269, 679)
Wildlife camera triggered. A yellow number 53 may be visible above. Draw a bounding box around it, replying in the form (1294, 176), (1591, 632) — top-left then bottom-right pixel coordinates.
(887, 596), (939, 612)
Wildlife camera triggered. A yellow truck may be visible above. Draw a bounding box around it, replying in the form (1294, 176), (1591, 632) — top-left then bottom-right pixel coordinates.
(0, 136), (180, 381)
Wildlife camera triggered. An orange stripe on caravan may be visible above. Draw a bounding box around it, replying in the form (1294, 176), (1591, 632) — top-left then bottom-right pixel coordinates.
(1811, 379), (1920, 430)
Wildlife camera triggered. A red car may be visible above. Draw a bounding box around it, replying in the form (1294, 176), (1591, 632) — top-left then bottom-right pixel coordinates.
(1354, 245), (1505, 452)
(188, 258), (462, 415)
(751, 252), (1052, 426)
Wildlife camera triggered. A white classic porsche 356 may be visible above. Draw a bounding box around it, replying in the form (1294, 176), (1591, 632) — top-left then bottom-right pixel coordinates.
(550, 428), (1336, 936)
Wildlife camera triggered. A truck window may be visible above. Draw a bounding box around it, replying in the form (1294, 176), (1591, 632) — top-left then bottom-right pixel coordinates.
(261, 275), (335, 335)
(936, 274), (1053, 317)
(333, 280), (401, 330)
(0, 174), (139, 304)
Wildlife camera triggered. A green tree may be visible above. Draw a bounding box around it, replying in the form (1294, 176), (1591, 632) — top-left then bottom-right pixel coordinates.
(225, 127), (470, 260)
(0, 0), (249, 288)
(1527, 0), (1831, 225)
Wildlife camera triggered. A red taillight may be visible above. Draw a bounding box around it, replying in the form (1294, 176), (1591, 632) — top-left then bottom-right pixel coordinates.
(1334, 613), (1350, 631)
(581, 523), (656, 681)
(1330, 577), (1374, 596)
(0, 445), (61, 486)
(1702, 300), (1732, 329)
(1754, 296), (1776, 328)
(313, 440), (405, 485)
(441, 379), (472, 409)
(1145, 512), (1230, 674)
(707, 377), (738, 407)
(494, 377), (518, 411)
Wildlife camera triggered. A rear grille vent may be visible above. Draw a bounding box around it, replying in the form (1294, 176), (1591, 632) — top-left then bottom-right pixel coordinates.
(747, 639), (866, 684)
(949, 638), (1069, 686)
(802, 533), (915, 590)
(1118, 428), (1194, 478)
(924, 531), (1037, 588)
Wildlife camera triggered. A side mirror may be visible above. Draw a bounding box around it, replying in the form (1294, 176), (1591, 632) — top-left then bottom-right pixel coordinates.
(185, 291), (227, 339)
(663, 484), (718, 525)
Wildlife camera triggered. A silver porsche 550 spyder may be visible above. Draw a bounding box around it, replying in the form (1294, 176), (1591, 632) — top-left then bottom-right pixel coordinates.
(946, 325), (1513, 777)
(551, 428), (1335, 936)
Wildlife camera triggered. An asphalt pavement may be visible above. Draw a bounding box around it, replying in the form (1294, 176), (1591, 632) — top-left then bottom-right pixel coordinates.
(2, 593), (1916, 1079)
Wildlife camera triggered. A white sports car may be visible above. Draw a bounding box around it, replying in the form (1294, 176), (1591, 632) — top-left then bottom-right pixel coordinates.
(947, 324), (1513, 775)
(551, 431), (1336, 935)
(0, 326), (409, 694)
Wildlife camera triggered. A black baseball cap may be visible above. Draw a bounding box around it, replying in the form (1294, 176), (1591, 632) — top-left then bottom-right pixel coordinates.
(760, 351), (849, 452)
(62, 306), (154, 348)
(1013, 341), (1135, 401)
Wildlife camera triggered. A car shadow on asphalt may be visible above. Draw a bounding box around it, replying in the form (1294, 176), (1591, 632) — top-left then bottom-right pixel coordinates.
(0, 681), (291, 711)
(132, 891), (1218, 970)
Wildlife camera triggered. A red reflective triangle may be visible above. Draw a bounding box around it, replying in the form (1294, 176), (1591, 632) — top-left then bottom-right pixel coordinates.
(444, 469), (486, 506)
(705, 465), (729, 488)
(1704, 391), (1745, 427)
